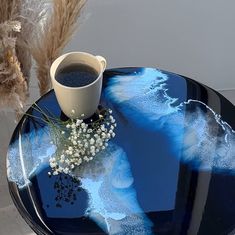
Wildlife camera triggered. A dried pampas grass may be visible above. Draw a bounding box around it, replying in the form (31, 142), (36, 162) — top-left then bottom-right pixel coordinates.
(16, 0), (49, 80)
(0, 0), (49, 114)
(31, 0), (86, 95)
(0, 0), (20, 23)
(0, 19), (28, 115)
(0, 0), (87, 116)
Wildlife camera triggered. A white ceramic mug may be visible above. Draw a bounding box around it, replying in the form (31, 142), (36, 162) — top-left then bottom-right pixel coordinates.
(50, 52), (106, 119)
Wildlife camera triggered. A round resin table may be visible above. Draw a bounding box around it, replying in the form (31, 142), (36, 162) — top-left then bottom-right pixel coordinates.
(7, 68), (235, 235)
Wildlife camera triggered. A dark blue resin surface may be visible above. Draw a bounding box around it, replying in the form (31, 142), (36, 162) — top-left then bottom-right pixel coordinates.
(7, 68), (235, 235)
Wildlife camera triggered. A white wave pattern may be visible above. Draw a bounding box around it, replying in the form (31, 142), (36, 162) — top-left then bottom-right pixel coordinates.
(7, 127), (153, 234)
(105, 68), (235, 173)
(105, 69), (181, 120)
(73, 143), (153, 234)
(7, 126), (56, 188)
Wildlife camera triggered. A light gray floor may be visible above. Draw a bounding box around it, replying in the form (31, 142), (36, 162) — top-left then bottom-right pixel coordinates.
(0, 89), (39, 235)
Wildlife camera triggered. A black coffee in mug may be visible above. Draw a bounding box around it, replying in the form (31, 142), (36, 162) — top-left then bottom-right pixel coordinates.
(55, 63), (99, 87)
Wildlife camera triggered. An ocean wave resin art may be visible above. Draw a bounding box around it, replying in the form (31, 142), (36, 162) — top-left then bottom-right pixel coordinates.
(7, 68), (235, 234)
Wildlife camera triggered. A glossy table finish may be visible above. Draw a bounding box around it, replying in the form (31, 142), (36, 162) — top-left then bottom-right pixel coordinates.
(7, 68), (235, 235)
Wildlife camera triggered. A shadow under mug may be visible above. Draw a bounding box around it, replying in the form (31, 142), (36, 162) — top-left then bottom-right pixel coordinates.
(50, 52), (106, 119)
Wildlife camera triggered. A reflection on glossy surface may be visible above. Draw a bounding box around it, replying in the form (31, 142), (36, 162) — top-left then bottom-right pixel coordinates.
(7, 126), (55, 188)
(73, 143), (153, 234)
(105, 68), (235, 173)
(7, 68), (235, 234)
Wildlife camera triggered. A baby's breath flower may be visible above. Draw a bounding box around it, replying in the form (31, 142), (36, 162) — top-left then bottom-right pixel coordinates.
(101, 125), (106, 131)
(64, 167), (69, 174)
(48, 107), (117, 175)
(90, 138), (95, 145)
(50, 162), (57, 168)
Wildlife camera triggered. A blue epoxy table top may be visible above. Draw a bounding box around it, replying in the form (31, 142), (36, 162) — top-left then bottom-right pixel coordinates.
(7, 68), (235, 235)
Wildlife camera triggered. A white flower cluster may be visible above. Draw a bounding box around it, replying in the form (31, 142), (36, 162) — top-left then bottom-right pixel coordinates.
(49, 109), (117, 175)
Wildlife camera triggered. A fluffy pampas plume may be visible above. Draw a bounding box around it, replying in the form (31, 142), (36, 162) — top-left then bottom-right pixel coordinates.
(0, 0), (48, 114)
(16, 0), (49, 80)
(31, 0), (86, 95)
(0, 0), (87, 116)
(0, 19), (28, 114)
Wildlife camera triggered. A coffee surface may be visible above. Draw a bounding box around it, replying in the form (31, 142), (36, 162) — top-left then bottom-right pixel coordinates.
(56, 63), (98, 87)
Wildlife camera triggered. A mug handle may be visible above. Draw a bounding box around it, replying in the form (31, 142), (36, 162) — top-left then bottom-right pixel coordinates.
(96, 55), (107, 71)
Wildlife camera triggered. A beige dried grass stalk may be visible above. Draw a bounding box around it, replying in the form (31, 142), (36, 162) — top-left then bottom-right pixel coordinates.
(16, 0), (49, 80)
(31, 0), (86, 95)
(0, 21), (28, 116)
(0, 0), (20, 23)
(0, 0), (49, 114)
(0, 0), (27, 114)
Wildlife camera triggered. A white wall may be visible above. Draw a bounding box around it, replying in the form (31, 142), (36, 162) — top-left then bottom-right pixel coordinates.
(65, 0), (235, 91)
